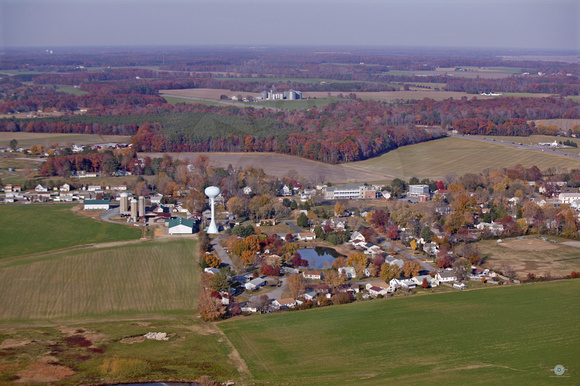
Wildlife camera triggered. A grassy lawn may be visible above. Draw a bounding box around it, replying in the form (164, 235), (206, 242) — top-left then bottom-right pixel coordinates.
(477, 236), (580, 278)
(0, 205), (141, 258)
(219, 280), (579, 384)
(347, 136), (580, 180)
(0, 239), (199, 321)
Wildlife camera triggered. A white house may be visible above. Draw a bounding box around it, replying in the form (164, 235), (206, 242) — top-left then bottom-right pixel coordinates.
(412, 275), (438, 287)
(60, 183), (71, 192)
(303, 271), (323, 280)
(453, 282), (467, 290)
(367, 286), (390, 297)
(389, 277), (417, 290)
(297, 232), (316, 241)
(349, 231), (365, 243)
(558, 192), (580, 205)
(35, 184), (48, 192)
(437, 270), (458, 283)
(302, 290), (318, 301)
(245, 278), (266, 291)
(338, 266), (356, 279)
(273, 298), (299, 309)
(408, 185), (429, 196)
(83, 199), (110, 210)
(385, 256), (404, 269)
(204, 267), (220, 275)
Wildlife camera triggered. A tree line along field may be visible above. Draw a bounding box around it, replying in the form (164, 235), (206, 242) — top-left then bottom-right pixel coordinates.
(348, 136), (580, 180)
(0, 239), (199, 321)
(219, 280), (579, 384)
(0, 205), (141, 258)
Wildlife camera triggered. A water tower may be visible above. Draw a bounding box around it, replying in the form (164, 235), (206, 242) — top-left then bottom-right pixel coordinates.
(204, 186), (220, 234)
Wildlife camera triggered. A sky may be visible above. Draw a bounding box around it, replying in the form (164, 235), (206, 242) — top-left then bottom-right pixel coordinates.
(1, 0), (578, 51)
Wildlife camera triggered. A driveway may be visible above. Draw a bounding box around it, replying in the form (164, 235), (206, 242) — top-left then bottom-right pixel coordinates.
(100, 206), (120, 223)
(284, 220), (302, 233)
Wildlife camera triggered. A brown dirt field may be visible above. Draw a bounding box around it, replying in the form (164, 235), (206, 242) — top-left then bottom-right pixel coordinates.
(0, 339), (31, 349)
(16, 359), (75, 383)
(139, 151), (389, 183)
(498, 239), (559, 251)
(160, 88), (259, 99)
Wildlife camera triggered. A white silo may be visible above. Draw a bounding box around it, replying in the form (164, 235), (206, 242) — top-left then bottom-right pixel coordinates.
(138, 196), (145, 217)
(131, 198), (138, 222)
(120, 193), (128, 213)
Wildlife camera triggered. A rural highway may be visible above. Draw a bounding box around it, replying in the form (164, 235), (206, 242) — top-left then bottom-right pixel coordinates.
(450, 134), (580, 160)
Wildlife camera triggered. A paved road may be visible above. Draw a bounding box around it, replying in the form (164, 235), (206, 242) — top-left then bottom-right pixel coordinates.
(450, 134), (580, 160)
(264, 276), (288, 300)
(100, 206), (120, 223)
(382, 240), (438, 273)
(212, 237), (234, 267)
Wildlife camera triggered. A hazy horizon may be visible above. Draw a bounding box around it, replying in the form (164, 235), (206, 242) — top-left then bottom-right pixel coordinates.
(2, 0), (578, 51)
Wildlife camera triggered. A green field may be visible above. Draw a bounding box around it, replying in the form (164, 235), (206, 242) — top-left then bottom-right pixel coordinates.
(162, 96), (225, 106)
(219, 280), (579, 384)
(0, 239), (199, 321)
(252, 97), (339, 110)
(0, 205), (141, 258)
(347, 136), (580, 180)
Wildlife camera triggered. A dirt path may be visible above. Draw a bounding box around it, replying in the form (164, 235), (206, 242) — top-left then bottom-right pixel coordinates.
(213, 324), (252, 381)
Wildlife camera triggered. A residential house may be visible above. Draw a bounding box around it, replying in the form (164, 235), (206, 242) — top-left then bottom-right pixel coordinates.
(453, 282), (467, 290)
(302, 290), (318, 301)
(385, 256), (404, 269)
(303, 271), (323, 280)
(35, 184), (48, 192)
(60, 183), (71, 192)
(240, 301), (258, 313)
(437, 270), (458, 283)
(245, 278), (266, 291)
(349, 231), (365, 243)
(338, 266), (356, 279)
(389, 277), (417, 290)
(412, 275), (438, 287)
(297, 232), (316, 241)
(367, 286), (390, 297)
(273, 298), (298, 309)
(204, 267), (220, 275)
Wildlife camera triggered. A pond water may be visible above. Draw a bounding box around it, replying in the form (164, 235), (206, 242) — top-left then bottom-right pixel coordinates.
(298, 247), (344, 269)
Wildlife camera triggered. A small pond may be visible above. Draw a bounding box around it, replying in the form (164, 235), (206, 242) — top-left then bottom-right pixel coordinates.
(298, 247), (344, 269)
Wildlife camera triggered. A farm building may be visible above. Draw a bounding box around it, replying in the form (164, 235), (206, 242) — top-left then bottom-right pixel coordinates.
(168, 218), (197, 235)
(83, 199), (111, 210)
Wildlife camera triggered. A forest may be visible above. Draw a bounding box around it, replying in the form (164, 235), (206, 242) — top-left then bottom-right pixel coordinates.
(1, 47), (579, 164)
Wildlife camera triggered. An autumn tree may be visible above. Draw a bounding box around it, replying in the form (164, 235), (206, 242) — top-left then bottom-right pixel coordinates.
(402, 260), (422, 277)
(287, 274), (306, 298)
(452, 258), (471, 281)
(211, 272), (230, 292)
(334, 201), (346, 216)
(332, 256), (347, 269)
(379, 263), (401, 282)
(204, 253), (222, 268)
(324, 269), (346, 292)
(198, 290), (226, 321)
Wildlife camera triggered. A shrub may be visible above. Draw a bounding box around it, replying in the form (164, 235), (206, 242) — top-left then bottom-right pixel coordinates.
(101, 357), (151, 378)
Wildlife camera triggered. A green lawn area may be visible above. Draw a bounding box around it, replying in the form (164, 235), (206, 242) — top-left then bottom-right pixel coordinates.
(0, 205), (141, 258)
(162, 96), (225, 106)
(347, 136), (580, 180)
(219, 280), (579, 384)
(252, 97), (339, 110)
(0, 239), (199, 321)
